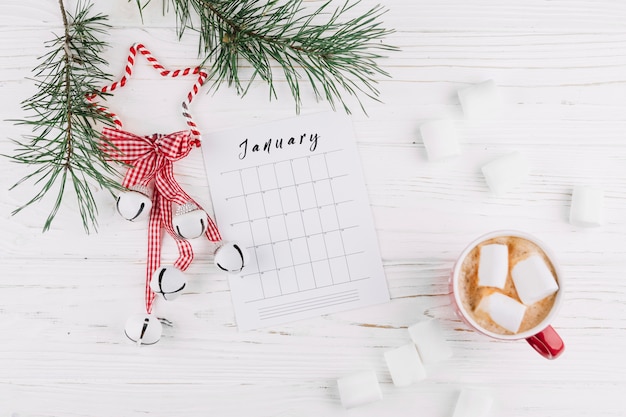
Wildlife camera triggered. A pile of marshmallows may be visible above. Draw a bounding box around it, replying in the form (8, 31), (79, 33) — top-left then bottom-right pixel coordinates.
(420, 80), (604, 228)
(477, 244), (558, 333)
(337, 319), (492, 417)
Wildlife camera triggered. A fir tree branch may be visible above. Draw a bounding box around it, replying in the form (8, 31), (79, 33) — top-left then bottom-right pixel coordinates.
(157, 0), (396, 113)
(9, 0), (119, 233)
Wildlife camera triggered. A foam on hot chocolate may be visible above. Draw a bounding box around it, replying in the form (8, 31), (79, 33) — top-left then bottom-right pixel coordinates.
(458, 235), (559, 335)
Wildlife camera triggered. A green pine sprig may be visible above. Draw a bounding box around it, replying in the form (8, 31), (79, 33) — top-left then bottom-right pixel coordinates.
(156, 0), (397, 113)
(9, 0), (395, 234)
(9, 0), (120, 233)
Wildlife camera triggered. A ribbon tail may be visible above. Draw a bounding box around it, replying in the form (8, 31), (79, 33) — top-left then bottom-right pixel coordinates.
(203, 214), (222, 242)
(160, 162), (222, 242)
(155, 162), (191, 205)
(145, 191), (162, 314)
(159, 194), (195, 272)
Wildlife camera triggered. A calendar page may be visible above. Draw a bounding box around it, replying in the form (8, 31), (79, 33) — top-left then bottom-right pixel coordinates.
(201, 112), (389, 330)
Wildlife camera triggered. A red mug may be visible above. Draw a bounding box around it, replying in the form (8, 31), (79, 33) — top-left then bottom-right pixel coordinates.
(450, 230), (565, 359)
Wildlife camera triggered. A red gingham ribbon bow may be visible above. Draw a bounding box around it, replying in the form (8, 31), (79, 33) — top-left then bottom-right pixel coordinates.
(102, 127), (221, 313)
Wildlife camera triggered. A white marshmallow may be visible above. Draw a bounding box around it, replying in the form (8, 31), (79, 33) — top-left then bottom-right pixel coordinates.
(452, 388), (494, 417)
(337, 370), (382, 409)
(569, 185), (604, 227)
(116, 190), (152, 221)
(457, 79), (502, 119)
(478, 244), (509, 289)
(408, 319), (453, 364)
(124, 314), (162, 345)
(419, 120), (461, 161)
(481, 151), (529, 196)
(150, 265), (187, 301)
(511, 255), (559, 305)
(384, 344), (427, 387)
(214, 242), (248, 273)
(476, 292), (527, 333)
(173, 209), (208, 239)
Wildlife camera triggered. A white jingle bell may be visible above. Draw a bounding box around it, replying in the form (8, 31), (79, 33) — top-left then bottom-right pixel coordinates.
(116, 189), (152, 221)
(124, 314), (162, 345)
(149, 265), (187, 301)
(173, 203), (208, 239)
(214, 242), (248, 273)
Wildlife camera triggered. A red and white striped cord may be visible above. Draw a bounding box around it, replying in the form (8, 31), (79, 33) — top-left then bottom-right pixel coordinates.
(86, 43), (207, 144)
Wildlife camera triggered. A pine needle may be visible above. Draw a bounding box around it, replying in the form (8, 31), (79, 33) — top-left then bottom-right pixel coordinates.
(8, 0), (120, 233)
(151, 0), (397, 113)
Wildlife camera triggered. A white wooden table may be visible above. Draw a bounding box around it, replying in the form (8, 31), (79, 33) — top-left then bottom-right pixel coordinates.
(1, 1), (625, 416)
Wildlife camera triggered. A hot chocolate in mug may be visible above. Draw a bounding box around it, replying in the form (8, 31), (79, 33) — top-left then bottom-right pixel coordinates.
(450, 230), (565, 359)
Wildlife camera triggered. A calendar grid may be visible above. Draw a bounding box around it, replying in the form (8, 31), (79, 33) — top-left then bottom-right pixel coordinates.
(221, 150), (365, 302)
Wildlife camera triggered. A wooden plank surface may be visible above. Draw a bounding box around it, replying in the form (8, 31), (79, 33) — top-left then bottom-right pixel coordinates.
(1, 1), (625, 416)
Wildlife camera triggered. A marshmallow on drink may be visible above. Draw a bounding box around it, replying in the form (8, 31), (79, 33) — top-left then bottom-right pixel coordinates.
(419, 119), (461, 161)
(476, 292), (527, 333)
(384, 344), (427, 387)
(478, 244), (509, 289)
(408, 319), (453, 364)
(457, 79), (502, 119)
(511, 255), (559, 305)
(336, 370), (382, 409)
(569, 185), (604, 227)
(481, 151), (529, 196)
(452, 388), (494, 417)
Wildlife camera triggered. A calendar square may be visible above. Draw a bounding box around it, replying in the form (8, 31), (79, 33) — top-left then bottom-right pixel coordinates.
(314, 179), (334, 206)
(307, 234), (327, 261)
(267, 216), (288, 241)
(340, 226), (362, 254)
(296, 182), (317, 209)
(241, 167), (261, 194)
(312, 260), (333, 287)
(262, 189), (283, 217)
(324, 230), (346, 258)
(294, 263), (316, 291)
(308, 154), (329, 181)
(250, 218), (271, 245)
(279, 186), (300, 213)
(319, 205), (340, 232)
(221, 171), (244, 196)
(275, 160), (295, 187)
(224, 195), (250, 224)
(273, 241), (294, 269)
(290, 237), (311, 265)
(302, 209), (322, 236)
(255, 244), (277, 272)
(285, 213), (305, 238)
(291, 158), (312, 183)
(260, 270), (281, 298)
(258, 164), (278, 190)
(278, 267), (299, 295)
(245, 193), (266, 220)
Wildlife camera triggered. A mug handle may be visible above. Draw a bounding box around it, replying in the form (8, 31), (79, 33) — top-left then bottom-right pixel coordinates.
(525, 325), (564, 359)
